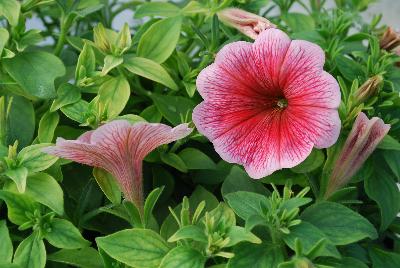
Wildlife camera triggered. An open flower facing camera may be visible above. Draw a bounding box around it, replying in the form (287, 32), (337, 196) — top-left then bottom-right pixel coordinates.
(0, 1), (399, 268)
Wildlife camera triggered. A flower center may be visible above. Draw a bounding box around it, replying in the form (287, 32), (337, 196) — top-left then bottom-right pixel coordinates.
(276, 98), (288, 109)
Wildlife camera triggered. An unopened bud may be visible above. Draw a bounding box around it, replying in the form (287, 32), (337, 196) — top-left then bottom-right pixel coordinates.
(217, 8), (276, 39)
(380, 27), (400, 51)
(354, 75), (383, 104)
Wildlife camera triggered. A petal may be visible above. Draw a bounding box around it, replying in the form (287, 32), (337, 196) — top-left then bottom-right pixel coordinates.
(286, 105), (341, 149)
(43, 138), (109, 168)
(279, 40), (325, 90)
(285, 71), (341, 109)
(252, 28), (291, 91)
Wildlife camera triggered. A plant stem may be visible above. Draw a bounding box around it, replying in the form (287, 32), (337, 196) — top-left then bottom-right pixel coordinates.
(54, 15), (73, 56)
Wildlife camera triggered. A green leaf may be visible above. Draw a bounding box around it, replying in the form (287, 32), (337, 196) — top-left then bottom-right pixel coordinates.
(60, 99), (89, 124)
(369, 247), (400, 268)
(159, 246), (206, 268)
(221, 166), (270, 197)
(283, 221), (340, 258)
(123, 55), (178, 90)
(123, 200), (143, 228)
(0, 0), (20, 26)
(300, 201), (377, 245)
(137, 16), (182, 63)
(75, 43), (96, 81)
(335, 55), (365, 82)
(291, 149), (324, 173)
(161, 152), (188, 172)
(98, 76), (130, 118)
(38, 111), (59, 143)
(50, 83), (81, 112)
(225, 226), (261, 247)
(144, 187), (164, 228)
(283, 13), (315, 32)
(3, 51), (66, 99)
(168, 225), (207, 243)
(101, 55), (123, 76)
(47, 248), (103, 268)
(18, 143), (58, 173)
(151, 94), (195, 125)
(383, 150), (400, 179)
(96, 229), (170, 268)
(135, 2), (181, 18)
(93, 168), (121, 205)
(140, 105), (162, 123)
(0, 221), (13, 262)
(178, 148), (216, 170)
(227, 242), (284, 268)
(6, 95), (35, 148)
(45, 219), (90, 249)
(0, 28), (9, 55)
(5, 166), (28, 193)
(364, 171), (400, 231)
(14, 233), (46, 268)
(0, 190), (38, 225)
(225, 191), (265, 220)
(378, 135), (400, 150)
(25, 173), (64, 215)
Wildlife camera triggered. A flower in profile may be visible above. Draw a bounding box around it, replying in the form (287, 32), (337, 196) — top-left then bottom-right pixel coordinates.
(217, 8), (276, 39)
(193, 28), (341, 179)
(379, 27), (400, 51)
(43, 120), (192, 209)
(325, 112), (390, 198)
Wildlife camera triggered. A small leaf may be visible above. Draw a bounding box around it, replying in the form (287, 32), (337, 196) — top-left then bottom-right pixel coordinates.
(137, 16), (182, 63)
(96, 229), (170, 268)
(101, 55), (123, 76)
(3, 51), (66, 99)
(50, 83), (81, 112)
(178, 148), (216, 170)
(47, 248), (103, 268)
(135, 3), (181, 18)
(225, 226), (261, 247)
(123, 55), (178, 90)
(225, 191), (265, 220)
(283, 13), (315, 32)
(168, 225), (207, 243)
(18, 143), (58, 173)
(369, 247), (400, 268)
(0, 28), (9, 55)
(38, 111), (59, 143)
(335, 55), (364, 82)
(161, 152), (188, 172)
(93, 168), (121, 205)
(151, 94), (195, 125)
(144, 187), (164, 228)
(291, 149), (324, 173)
(0, 221), (13, 262)
(159, 246), (206, 268)
(98, 76), (130, 118)
(14, 233), (46, 268)
(4, 166), (28, 193)
(378, 135), (400, 150)
(44, 219), (90, 249)
(75, 43), (96, 81)
(60, 99), (89, 124)
(222, 166), (270, 196)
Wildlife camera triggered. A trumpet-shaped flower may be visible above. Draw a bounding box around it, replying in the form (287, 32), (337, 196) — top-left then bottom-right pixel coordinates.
(193, 28), (341, 179)
(325, 112), (390, 198)
(43, 120), (192, 208)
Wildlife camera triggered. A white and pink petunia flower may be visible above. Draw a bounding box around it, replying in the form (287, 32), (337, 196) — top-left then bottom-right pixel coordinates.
(325, 112), (390, 198)
(193, 28), (341, 179)
(43, 120), (192, 208)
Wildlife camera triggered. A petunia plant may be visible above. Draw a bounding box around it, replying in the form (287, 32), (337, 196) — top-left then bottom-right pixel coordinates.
(1, 0), (400, 267)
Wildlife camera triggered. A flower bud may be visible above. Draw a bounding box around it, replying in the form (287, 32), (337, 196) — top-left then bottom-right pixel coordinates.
(324, 113), (390, 198)
(217, 8), (276, 39)
(380, 27), (400, 51)
(353, 75), (383, 104)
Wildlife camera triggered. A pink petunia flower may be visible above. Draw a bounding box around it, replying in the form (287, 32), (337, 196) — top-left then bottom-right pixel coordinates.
(193, 28), (341, 179)
(217, 8), (276, 39)
(43, 120), (192, 209)
(325, 112), (390, 198)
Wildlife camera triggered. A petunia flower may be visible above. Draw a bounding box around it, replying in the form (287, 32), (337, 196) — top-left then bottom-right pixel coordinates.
(217, 8), (276, 39)
(43, 120), (192, 209)
(193, 28), (341, 179)
(324, 112), (390, 198)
